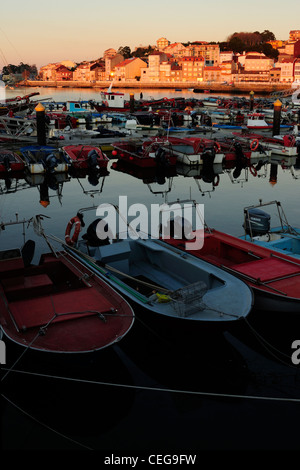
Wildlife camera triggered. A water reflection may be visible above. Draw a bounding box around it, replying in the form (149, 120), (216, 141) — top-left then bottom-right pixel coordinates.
(2, 86), (300, 450)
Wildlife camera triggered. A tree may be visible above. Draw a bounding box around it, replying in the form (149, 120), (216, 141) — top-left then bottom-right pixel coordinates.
(260, 30), (276, 43)
(227, 36), (245, 53)
(117, 46), (132, 59)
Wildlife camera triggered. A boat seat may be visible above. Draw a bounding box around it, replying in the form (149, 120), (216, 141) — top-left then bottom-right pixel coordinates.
(0, 250), (24, 276)
(1, 274), (53, 300)
(98, 241), (131, 273)
(231, 257), (300, 282)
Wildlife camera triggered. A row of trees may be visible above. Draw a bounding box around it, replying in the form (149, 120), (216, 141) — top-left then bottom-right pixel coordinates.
(219, 30), (279, 59)
(1, 62), (38, 77)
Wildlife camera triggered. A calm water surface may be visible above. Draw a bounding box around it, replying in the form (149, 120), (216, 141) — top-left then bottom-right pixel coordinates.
(1, 87), (300, 452)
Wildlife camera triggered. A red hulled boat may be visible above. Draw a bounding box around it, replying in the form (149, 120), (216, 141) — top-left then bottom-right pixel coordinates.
(0, 242), (135, 353)
(111, 139), (177, 168)
(161, 223), (300, 314)
(62, 145), (109, 170)
(0, 149), (25, 173)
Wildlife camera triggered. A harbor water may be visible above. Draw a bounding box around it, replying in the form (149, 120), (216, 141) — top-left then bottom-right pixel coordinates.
(1, 86), (300, 452)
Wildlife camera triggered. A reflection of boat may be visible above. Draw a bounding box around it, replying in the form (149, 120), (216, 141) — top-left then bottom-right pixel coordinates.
(0, 149), (25, 172)
(162, 212), (300, 314)
(111, 159), (177, 183)
(145, 136), (224, 166)
(0, 218), (135, 354)
(111, 139), (177, 168)
(63, 214), (253, 327)
(20, 145), (69, 174)
(233, 132), (298, 156)
(62, 145), (109, 170)
(241, 200), (300, 259)
(246, 113), (292, 131)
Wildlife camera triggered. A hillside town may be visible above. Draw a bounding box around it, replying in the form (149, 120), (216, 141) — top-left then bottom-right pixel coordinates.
(2, 30), (300, 88)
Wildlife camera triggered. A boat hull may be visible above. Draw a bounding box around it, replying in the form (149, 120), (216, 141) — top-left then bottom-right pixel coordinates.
(162, 229), (300, 314)
(65, 237), (253, 325)
(0, 250), (134, 354)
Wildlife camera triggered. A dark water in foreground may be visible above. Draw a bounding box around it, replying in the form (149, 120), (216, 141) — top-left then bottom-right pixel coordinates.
(1, 87), (300, 452)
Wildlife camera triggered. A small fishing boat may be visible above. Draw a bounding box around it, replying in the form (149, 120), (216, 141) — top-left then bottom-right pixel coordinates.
(144, 136), (224, 166)
(233, 132), (298, 157)
(246, 112), (292, 131)
(62, 145), (109, 170)
(0, 149), (25, 173)
(111, 139), (177, 168)
(0, 217), (134, 354)
(160, 202), (300, 314)
(19, 145), (69, 174)
(62, 212), (253, 327)
(241, 200), (300, 259)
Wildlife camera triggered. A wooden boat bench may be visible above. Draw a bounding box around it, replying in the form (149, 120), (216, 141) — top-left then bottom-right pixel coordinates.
(98, 241), (131, 273)
(231, 257), (300, 283)
(1, 273), (54, 300)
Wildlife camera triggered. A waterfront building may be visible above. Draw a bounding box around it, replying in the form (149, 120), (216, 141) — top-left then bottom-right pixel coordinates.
(113, 57), (147, 81)
(105, 53), (124, 80)
(90, 62), (106, 81)
(244, 52), (274, 72)
(179, 56), (205, 82)
(219, 51), (234, 63)
(278, 58), (295, 82)
(203, 65), (222, 82)
(219, 61), (236, 82)
(39, 63), (59, 81)
(163, 42), (187, 58)
(186, 42), (220, 65)
(294, 58), (300, 82)
(269, 67), (281, 82)
(170, 63), (182, 82)
(55, 64), (73, 81)
(140, 52), (168, 82)
(73, 62), (93, 81)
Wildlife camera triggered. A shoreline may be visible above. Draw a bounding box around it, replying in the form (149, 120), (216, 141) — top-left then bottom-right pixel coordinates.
(17, 80), (292, 96)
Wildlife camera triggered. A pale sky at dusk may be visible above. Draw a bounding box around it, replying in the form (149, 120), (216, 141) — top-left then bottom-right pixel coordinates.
(1, 0), (300, 70)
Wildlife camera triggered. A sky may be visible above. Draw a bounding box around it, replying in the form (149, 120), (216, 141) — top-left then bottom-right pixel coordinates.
(1, 0), (300, 70)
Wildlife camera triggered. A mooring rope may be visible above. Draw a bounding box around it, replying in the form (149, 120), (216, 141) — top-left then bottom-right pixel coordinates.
(2, 368), (300, 403)
(1, 393), (93, 450)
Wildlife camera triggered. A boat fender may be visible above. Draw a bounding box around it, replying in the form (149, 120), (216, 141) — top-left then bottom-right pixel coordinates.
(65, 216), (82, 246)
(249, 165), (257, 177)
(213, 174), (220, 186)
(213, 141), (221, 152)
(250, 139), (259, 151)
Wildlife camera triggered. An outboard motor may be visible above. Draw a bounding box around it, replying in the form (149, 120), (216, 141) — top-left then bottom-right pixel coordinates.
(87, 149), (100, 170)
(201, 148), (216, 183)
(82, 218), (112, 247)
(155, 147), (167, 167)
(243, 208), (271, 236)
(234, 141), (246, 162)
(43, 153), (58, 173)
(2, 154), (11, 172)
